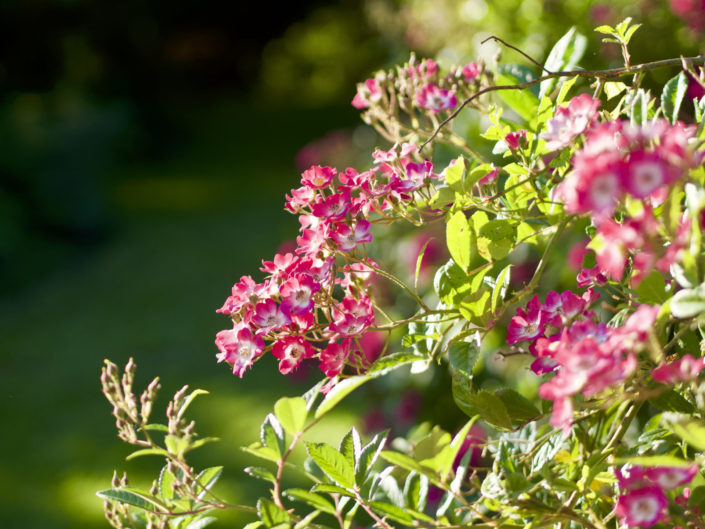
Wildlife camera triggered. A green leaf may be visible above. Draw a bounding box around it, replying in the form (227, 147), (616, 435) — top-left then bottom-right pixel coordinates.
(285, 489), (336, 515)
(244, 466), (276, 483)
(315, 375), (369, 419)
(650, 389), (695, 414)
(495, 388), (540, 424)
(257, 498), (290, 527)
(311, 483), (355, 497)
(294, 510), (320, 529)
(671, 286), (705, 318)
(634, 270), (668, 304)
(241, 441), (280, 463)
(158, 466), (176, 501)
(261, 414), (285, 459)
(178, 389), (209, 419)
(448, 341), (480, 378)
(540, 27), (587, 98)
(404, 473), (429, 513)
(662, 71), (689, 125)
(663, 413), (705, 450)
(369, 351), (428, 374)
(446, 211), (472, 271)
(356, 431), (388, 483)
(195, 466), (222, 499)
(368, 501), (415, 525)
(496, 69), (540, 123)
(616, 455), (693, 467)
(452, 379), (512, 430)
(444, 157), (465, 192)
(184, 517), (218, 529)
(141, 423), (169, 432)
(594, 25), (616, 35)
(414, 238), (433, 292)
(274, 397), (307, 435)
(243, 523), (264, 529)
(492, 264), (512, 312)
(306, 442), (355, 489)
(165, 435), (190, 457)
(96, 488), (167, 513)
(126, 448), (169, 461)
(189, 436), (219, 452)
(379, 451), (438, 482)
(458, 287), (491, 324)
(433, 259), (473, 304)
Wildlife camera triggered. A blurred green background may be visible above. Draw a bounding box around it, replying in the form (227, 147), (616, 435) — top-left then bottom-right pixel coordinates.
(1, 0), (702, 527)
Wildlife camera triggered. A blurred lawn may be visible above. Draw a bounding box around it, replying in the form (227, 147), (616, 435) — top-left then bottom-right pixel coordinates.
(0, 97), (361, 528)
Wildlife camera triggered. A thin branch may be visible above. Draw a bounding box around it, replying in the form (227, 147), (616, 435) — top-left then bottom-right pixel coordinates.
(420, 54), (705, 151)
(482, 35), (553, 74)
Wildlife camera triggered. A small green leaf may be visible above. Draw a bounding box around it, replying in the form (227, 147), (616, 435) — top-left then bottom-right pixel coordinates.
(663, 413), (705, 450)
(96, 488), (167, 513)
(448, 341), (480, 379)
(671, 286), (705, 318)
(241, 441), (280, 462)
(496, 69), (540, 123)
(274, 397), (308, 435)
(452, 380), (512, 431)
(141, 423), (169, 432)
(540, 27), (587, 98)
(284, 489), (336, 515)
(444, 157), (465, 192)
(257, 498), (290, 527)
(368, 501), (416, 524)
(315, 375), (370, 419)
(662, 71), (689, 125)
(126, 448), (169, 461)
(495, 388), (540, 424)
(414, 237), (433, 293)
(261, 414), (285, 459)
(244, 466), (276, 482)
(184, 517), (218, 529)
(446, 211), (472, 271)
(177, 389), (209, 419)
(634, 270), (668, 304)
(195, 466), (223, 499)
(311, 483), (355, 497)
(650, 389), (695, 414)
(306, 442), (355, 489)
(158, 466), (176, 501)
(294, 510), (320, 529)
(594, 25), (616, 35)
(492, 264), (512, 311)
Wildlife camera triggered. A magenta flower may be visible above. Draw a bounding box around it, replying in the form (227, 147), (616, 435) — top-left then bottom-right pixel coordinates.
(351, 78), (382, 109)
(461, 62), (481, 82)
(416, 83), (457, 113)
(301, 165), (336, 189)
(252, 299), (291, 332)
(319, 339), (354, 377)
(272, 336), (316, 375)
(652, 354), (705, 384)
(622, 150), (670, 198)
(645, 465), (698, 489)
(280, 274), (320, 315)
(540, 94), (600, 151)
(615, 486), (667, 528)
(504, 130), (527, 150)
(506, 296), (546, 345)
(215, 326), (265, 378)
(331, 220), (373, 252)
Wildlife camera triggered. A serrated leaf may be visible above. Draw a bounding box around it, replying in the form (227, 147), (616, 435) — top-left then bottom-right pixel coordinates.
(662, 71), (689, 125)
(404, 473), (429, 513)
(594, 25), (616, 35)
(495, 388), (540, 424)
(448, 341), (480, 379)
(244, 466), (276, 482)
(368, 501), (415, 524)
(96, 488), (167, 513)
(257, 498), (289, 527)
(285, 489), (336, 514)
(158, 466), (176, 501)
(452, 381), (512, 431)
(306, 442), (355, 488)
(274, 397), (307, 435)
(195, 466), (223, 499)
(311, 483), (355, 497)
(356, 431), (388, 483)
(241, 442), (280, 462)
(261, 414), (285, 459)
(446, 211), (472, 271)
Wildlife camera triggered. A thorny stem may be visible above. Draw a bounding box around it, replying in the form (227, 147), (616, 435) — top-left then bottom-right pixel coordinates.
(420, 54), (705, 151)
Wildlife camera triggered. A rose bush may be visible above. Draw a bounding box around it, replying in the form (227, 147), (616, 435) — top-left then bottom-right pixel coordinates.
(99, 20), (705, 529)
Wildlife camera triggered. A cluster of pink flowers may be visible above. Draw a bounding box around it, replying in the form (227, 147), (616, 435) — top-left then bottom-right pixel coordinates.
(557, 116), (700, 223)
(540, 94), (601, 151)
(351, 56), (482, 115)
(615, 464), (698, 527)
(507, 286), (661, 434)
(216, 143), (443, 381)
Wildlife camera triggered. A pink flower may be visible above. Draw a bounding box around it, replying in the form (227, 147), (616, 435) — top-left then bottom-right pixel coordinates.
(311, 189), (351, 219)
(461, 62), (481, 82)
(352, 78), (382, 109)
(279, 274), (320, 315)
(252, 299), (291, 332)
(319, 339), (354, 377)
(215, 326), (265, 378)
(652, 354), (705, 384)
(301, 165), (336, 189)
(506, 296), (546, 345)
(645, 465), (698, 489)
(540, 94), (600, 151)
(416, 83), (457, 113)
(285, 186), (315, 212)
(331, 220), (373, 252)
(478, 164), (498, 185)
(576, 265), (608, 287)
(622, 150), (670, 198)
(615, 486), (667, 528)
(272, 336), (316, 375)
(504, 130), (527, 150)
